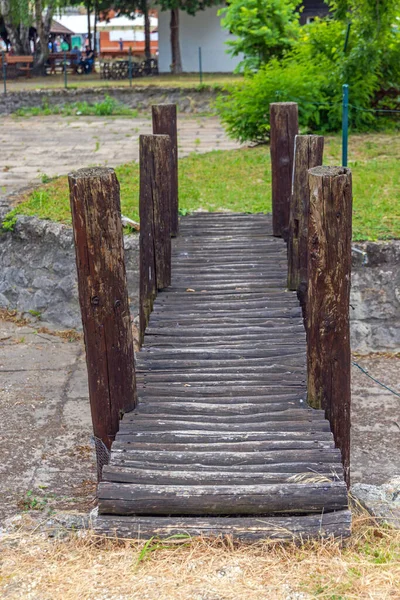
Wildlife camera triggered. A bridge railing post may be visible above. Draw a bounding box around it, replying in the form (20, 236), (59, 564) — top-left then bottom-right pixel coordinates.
(287, 135), (324, 304)
(139, 134), (172, 342)
(152, 104), (179, 237)
(68, 167), (137, 476)
(306, 166), (352, 486)
(269, 102), (298, 239)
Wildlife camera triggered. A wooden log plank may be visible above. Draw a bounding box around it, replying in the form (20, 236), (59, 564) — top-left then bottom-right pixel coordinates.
(288, 135), (324, 292)
(102, 466), (338, 486)
(68, 167), (136, 451)
(152, 104), (179, 236)
(109, 448), (342, 466)
(307, 166), (352, 485)
(94, 510), (352, 540)
(269, 102), (299, 238)
(115, 430), (333, 443)
(112, 439), (334, 452)
(97, 481), (348, 515)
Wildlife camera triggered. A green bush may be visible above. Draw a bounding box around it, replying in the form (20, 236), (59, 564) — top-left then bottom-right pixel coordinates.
(217, 7), (400, 142)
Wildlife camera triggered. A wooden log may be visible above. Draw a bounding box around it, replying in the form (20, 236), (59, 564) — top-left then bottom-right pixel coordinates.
(287, 135), (324, 292)
(139, 134), (172, 341)
(94, 510), (352, 541)
(307, 166), (352, 485)
(68, 167), (136, 452)
(269, 102), (299, 238)
(152, 104), (179, 237)
(97, 481), (348, 515)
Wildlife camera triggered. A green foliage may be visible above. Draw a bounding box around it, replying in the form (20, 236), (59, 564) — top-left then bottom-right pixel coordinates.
(1, 213), (17, 232)
(218, 13), (400, 139)
(217, 0), (400, 140)
(219, 0), (301, 71)
(216, 58), (328, 143)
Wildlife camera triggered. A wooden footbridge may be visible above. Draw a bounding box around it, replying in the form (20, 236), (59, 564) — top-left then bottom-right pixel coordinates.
(68, 103), (352, 540)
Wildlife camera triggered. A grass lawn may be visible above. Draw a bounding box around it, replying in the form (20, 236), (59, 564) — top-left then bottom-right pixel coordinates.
(5, 72), (242, 93)
(7, 132), (400, 241)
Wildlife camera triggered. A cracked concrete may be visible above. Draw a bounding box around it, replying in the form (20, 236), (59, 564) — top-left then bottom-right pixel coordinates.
(0, 114), (240, 207)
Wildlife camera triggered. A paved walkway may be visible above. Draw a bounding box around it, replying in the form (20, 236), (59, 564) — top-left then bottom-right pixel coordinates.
(0, 114), (240, 208)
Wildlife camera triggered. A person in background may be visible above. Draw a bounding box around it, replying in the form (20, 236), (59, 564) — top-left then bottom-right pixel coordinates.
(52, 39), (58, 52)
(61, 38), (69, 52)
(71, 45), (81, 71)
(119, 37), (123, 51)
(83, 47), (94, 74)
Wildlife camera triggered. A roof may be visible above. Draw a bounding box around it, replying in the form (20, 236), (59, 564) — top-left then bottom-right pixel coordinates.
(50, 19), (75, 35)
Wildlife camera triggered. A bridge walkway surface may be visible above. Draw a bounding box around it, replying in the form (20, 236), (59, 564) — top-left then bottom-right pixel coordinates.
(95, 213), (351, 540)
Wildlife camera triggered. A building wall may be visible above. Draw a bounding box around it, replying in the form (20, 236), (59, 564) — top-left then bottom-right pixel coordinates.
(157, 7), (243, 73)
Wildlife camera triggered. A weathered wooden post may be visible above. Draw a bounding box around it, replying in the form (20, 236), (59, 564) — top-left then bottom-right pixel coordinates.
(306, 166), (352, 485)
(152, 104), (179, 237)
(287, 135), (324, 296)
(269, 102), (298, 239)
(68, 167), (136, 465)
(139, 134), (172, 341)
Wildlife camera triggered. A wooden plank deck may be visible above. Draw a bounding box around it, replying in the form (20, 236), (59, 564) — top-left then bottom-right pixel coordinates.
(96, 213), (350, 540)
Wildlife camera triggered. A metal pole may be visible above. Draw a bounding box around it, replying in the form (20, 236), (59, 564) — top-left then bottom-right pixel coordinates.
(342, 84), (349, 167)
(198, 46), (203, 85)
(128, 47), (132, 87)
(64, 51), (68, 89)
(2, 51), (6, 95)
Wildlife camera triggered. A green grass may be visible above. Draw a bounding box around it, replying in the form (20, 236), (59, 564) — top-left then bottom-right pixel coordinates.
(6, 132), (400, 240)
(14, 95), (139, 118)
(6, 72), (243, 93)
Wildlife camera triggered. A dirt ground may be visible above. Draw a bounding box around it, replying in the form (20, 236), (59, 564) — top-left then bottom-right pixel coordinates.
(0, 316), (399, 523)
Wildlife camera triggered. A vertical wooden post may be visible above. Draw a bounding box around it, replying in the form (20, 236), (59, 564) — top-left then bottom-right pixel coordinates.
(152, 104), (179, 237)
(307, 166), (352, 485)
(68, 167), (136, 454)
(139, 134), (172, 341)
(270, 102), (298, 239)
(287, 135), (324, 294)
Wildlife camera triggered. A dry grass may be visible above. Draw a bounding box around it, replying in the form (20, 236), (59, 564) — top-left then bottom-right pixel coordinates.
(1, 514), (399, 600)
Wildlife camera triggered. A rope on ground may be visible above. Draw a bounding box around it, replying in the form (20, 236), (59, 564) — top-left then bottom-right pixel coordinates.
(352, 361), (400, 398)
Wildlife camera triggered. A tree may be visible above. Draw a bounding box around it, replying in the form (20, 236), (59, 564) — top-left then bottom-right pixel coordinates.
(0, 0), (31, 54)
(219, 0), (301, 71)
(157, 0), (222, 74)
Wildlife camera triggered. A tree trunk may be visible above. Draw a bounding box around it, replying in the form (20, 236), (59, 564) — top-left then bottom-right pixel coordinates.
(93, 1), (98, 54)
(143, 0), (151, 61)
(170, 8), (182, 74)
(34, 0), (53, 73)
(0, 0), (27, 54)
(87, 1), (92, 50)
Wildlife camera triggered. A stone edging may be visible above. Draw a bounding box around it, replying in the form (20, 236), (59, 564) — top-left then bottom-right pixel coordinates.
(0, 86), (221, 116)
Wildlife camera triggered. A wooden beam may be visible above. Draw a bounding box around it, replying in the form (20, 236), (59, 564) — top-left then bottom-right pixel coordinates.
(139, 134), (172, 341)
(306, 166), (352, 485)
(152, 104), (179, 237)
(287, 135), (324, 295)
(269, 102), (299, 238)
(68, 167), (136, 453)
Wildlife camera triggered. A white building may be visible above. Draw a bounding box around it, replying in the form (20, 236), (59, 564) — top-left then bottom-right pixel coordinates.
(157, 6), (243, 73)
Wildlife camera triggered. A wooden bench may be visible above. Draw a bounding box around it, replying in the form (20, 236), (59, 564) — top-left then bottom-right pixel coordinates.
(1, 55), (34, 78)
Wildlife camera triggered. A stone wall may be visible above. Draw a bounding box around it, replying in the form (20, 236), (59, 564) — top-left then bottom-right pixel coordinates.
(0, 216), (139, 329)
(0, 216), (399, 351)
(0, 86), (219, 116)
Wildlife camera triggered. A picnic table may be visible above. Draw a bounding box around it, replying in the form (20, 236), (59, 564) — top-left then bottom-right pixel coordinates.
(0, 54), (33, 78)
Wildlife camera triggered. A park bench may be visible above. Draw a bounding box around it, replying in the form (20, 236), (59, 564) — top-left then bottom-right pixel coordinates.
(0, 54), (33, 78)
